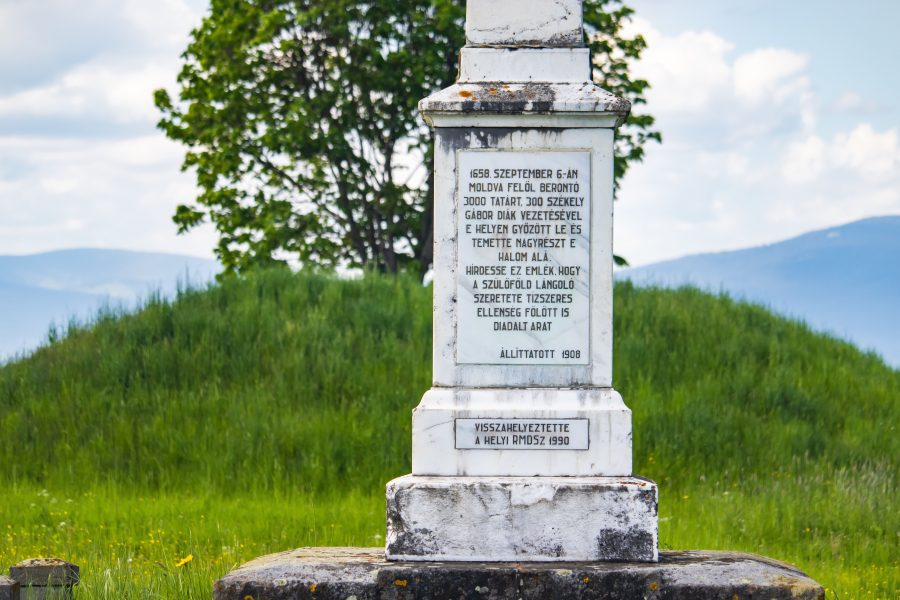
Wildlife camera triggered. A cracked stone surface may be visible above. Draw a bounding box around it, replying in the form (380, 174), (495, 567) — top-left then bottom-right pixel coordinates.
(385, 476), (657, 562)
(213, 547), (825, 600)
(466, 0), (584, 47)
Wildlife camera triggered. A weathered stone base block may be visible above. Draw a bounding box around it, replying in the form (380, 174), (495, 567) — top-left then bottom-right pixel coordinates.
(385, 476), (657, 562)
(9, 559), (79, 600)
(213, 547), (825, 600)
(0, 576), (19, 600)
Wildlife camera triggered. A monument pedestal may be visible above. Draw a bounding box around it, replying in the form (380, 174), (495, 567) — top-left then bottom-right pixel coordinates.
(399, 383), (654, 563)
(386, 475), (657, 562)
(385, 0), (658, 565)
(213, 548), (825, 600)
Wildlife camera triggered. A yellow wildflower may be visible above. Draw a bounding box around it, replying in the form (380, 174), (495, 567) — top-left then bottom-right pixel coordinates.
(175, 554), (194, 567)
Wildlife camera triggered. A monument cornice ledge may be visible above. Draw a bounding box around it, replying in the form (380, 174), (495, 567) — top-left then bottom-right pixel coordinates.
(419, 82), (630, 127)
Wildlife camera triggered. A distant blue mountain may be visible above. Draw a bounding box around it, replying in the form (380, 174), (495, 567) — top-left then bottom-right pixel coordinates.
(0, 249), (220, 361)
(617, 216), (900, 367)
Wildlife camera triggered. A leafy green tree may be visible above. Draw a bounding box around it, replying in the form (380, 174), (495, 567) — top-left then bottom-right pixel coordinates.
(155, 0), (658, 275)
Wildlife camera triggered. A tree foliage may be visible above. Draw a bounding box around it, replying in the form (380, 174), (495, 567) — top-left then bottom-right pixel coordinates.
(584, 1), (661, 191)
(155, 0), (658, 275)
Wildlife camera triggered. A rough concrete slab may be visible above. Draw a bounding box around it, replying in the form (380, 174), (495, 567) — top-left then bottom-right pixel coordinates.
(9, 559), (78, 587)
(386, 476), (657, 562)
(213, 547), (825, 600)
(17, 587), (70, 600)
(9, 559), (78, 600)
(0, 575), (19, 600)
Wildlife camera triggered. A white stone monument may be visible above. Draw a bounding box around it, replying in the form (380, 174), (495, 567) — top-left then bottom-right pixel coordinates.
(385, 0), (658, 562)
(214, 4), (821, 593)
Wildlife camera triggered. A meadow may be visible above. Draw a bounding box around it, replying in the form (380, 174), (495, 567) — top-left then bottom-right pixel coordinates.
(0, 270), (896, 598)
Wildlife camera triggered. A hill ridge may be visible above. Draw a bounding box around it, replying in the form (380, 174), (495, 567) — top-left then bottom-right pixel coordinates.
(618, 215), (900, 366)
(0, 247), (220, 361)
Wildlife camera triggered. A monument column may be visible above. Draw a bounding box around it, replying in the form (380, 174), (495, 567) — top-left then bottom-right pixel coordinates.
(386, 0), (659, 562)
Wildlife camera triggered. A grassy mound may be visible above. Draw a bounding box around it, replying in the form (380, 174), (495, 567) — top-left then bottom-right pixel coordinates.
(0, 271), (430, 493)
(0, 270), (895, 598)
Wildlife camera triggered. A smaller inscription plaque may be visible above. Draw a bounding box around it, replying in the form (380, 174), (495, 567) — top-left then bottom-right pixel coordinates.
(455, 418), (589, 450)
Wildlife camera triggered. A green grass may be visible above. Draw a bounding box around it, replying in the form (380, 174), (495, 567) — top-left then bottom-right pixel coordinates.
(0, 270), (896, 598)
(1, 485), (381, 599)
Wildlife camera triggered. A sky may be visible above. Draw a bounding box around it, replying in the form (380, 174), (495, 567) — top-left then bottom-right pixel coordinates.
(0, 0), (216, 258)
(0, 0), (898, 266)
(616, 0), (900, 264)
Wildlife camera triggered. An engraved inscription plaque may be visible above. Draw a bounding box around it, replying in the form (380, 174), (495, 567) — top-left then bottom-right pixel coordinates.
(455, 418), (590, 450)
(457, 150), (591, 365)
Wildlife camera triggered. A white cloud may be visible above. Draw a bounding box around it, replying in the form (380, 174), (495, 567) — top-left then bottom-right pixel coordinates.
(624, 17), (733, 115)
(0, 0), (213, 258)
(624, 17), (816, 148)
(832, 124), (900, 182)
(614, 16), (900, 266)
(0, 1), (118, 92)
(0, 61), (175, 124)
(0, 135), (215, 257)
(0, 0), (201, 94)
(697, 150), (755, 182)
(732, 48), (808, 106)
(782, 135), (827, 184)
(0, 0), (197, 127)
(121, 0), (200, 49)
(832, 91), (879, 114)
(781, 124), (899, 186)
